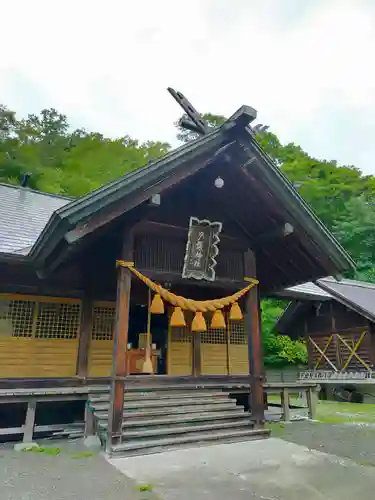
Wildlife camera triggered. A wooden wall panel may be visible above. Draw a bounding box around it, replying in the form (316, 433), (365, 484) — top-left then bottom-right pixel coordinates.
(0, 293), (81, 378)
(88, 340), (114, 377)
(87, 301), (115, 377)
(0, 338), (78, 378)
(200, 320), (227, 375)
(167, 326), (192, 375)
(228, 319), (248, 375)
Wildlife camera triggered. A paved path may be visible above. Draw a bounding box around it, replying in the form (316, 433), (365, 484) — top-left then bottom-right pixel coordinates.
(109, 438), (375, 500)
(0, 441), (156, 500)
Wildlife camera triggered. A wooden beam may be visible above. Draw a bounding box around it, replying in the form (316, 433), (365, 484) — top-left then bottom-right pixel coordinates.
(106, 230), (133, 451)
(77, 297), (93, 378)
(281, 388), (290, 422)
(244, 249), (265, 426)
(136, 269), (246, 292)
(239, 164), (334, 274)
(306, 387), (317, 420)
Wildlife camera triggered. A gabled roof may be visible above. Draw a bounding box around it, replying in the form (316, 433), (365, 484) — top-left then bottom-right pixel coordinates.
(277, 277), (375, 334)
(317, 277), (375, 323)
(0, 105), (355, 289)
(277, 281), (333, 301)
(0, 183), (70, 254)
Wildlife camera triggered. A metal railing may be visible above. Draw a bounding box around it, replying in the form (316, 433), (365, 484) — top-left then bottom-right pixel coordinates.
(299, 370), (373, 381)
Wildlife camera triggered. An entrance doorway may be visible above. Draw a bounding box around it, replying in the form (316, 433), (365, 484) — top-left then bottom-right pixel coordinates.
(128, 304), (169, 374)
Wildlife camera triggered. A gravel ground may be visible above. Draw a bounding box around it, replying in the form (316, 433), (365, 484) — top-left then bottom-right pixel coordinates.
(0, 440), (158, 500)
(274, 420), (375, 466)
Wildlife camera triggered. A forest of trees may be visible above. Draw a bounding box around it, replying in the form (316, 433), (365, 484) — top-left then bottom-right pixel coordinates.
(1, 104), (375, 366)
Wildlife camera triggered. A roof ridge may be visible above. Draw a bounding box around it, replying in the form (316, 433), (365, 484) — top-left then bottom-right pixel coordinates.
(0, 182), (73, 202)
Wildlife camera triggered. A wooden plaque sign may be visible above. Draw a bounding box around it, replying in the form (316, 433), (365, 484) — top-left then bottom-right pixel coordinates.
(182, 217), (222, 282)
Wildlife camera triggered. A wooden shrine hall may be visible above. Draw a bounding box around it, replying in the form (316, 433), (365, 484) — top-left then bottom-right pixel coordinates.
(277, 278), (375, 402)
(0, 93), (355, 454)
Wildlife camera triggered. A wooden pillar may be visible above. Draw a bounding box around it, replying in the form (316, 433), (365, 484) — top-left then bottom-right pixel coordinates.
(106, 231), (133, 451)
(281, 388), (290, 422)
(23, 399), (37, 443)
(77, 296), (93, 378)
(368, 321), (375, 368)
(307, 386), (317, 420)
(244, 249), (265, 426)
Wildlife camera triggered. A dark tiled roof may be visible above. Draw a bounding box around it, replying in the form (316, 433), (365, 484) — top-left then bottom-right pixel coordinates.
(317, 277), (375, 323)
(0, 183), (70, 254)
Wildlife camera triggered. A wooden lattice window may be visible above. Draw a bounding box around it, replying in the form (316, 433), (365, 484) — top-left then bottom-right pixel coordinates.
(92, 303), (116, 341)
(230, 320), (247, 344)
(201, 313), (227, 344)
(0, 298), (34, 337)
(170, 327), (192, 343)
(35, 302), (81, 339)
(0, 295), (81, 339)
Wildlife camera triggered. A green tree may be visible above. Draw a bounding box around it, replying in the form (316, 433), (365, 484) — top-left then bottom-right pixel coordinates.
(0, 106), (170, 195)
(261, 299), (308, 367)
(332, 196), (375, 282)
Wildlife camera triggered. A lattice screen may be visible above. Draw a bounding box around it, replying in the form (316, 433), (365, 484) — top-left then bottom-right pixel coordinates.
(35, 302), (80, 339)
(170, 327), (193, 343)
(0, 296), (81, 339)
(201, 313), (227, 344)
(92, 304), (116, 340)
(0, 298), (34, 337)
(229, 319), (247, 344)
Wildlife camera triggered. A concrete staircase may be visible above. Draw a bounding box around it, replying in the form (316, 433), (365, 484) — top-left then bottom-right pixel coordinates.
(88, 387), (269, 457)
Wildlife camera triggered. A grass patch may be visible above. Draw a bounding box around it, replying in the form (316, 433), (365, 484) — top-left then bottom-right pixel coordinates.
(70, 451), (97, 459)
(265, 422), (286, 436)
(137, 484), (154, 492)
(23, 446), (61, 455)
(268, 395), (375, 426)
(316, 400), (375, 425)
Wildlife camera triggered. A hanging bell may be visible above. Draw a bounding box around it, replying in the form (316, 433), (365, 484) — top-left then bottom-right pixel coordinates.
(210, 309), (226, 329)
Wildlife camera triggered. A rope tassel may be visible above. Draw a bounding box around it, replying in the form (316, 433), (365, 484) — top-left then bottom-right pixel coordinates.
(115, 261), (258, 327)
(170, 307), (186, 327)
(211, 310), (226, 329)
(229, 302), (243, 321)
(192, 311), (207, 332)
(150, 293), (164, 314)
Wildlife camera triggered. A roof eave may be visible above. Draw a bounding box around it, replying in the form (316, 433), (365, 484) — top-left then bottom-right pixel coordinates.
(317, 280), (375, 323)
(0, 252), (29, 263)
(58, 126), (227, 224)
(26, 123), (234, 266)
(242, 131), (356, 274)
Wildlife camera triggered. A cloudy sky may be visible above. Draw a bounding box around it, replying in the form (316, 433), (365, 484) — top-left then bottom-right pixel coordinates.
(2, 0), (375, 173)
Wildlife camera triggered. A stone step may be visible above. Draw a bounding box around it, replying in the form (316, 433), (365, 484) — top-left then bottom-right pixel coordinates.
(89, 390), (230, 404)
(110, 427), (270, 457)
(120, 419), (250, 440)
(97, 409), (248, 429)
(93, 401), (242, 420)
(90, 396), (236, 412)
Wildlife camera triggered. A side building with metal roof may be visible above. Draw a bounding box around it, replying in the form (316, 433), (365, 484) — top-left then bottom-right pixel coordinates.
(276, 278), (375, 402)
